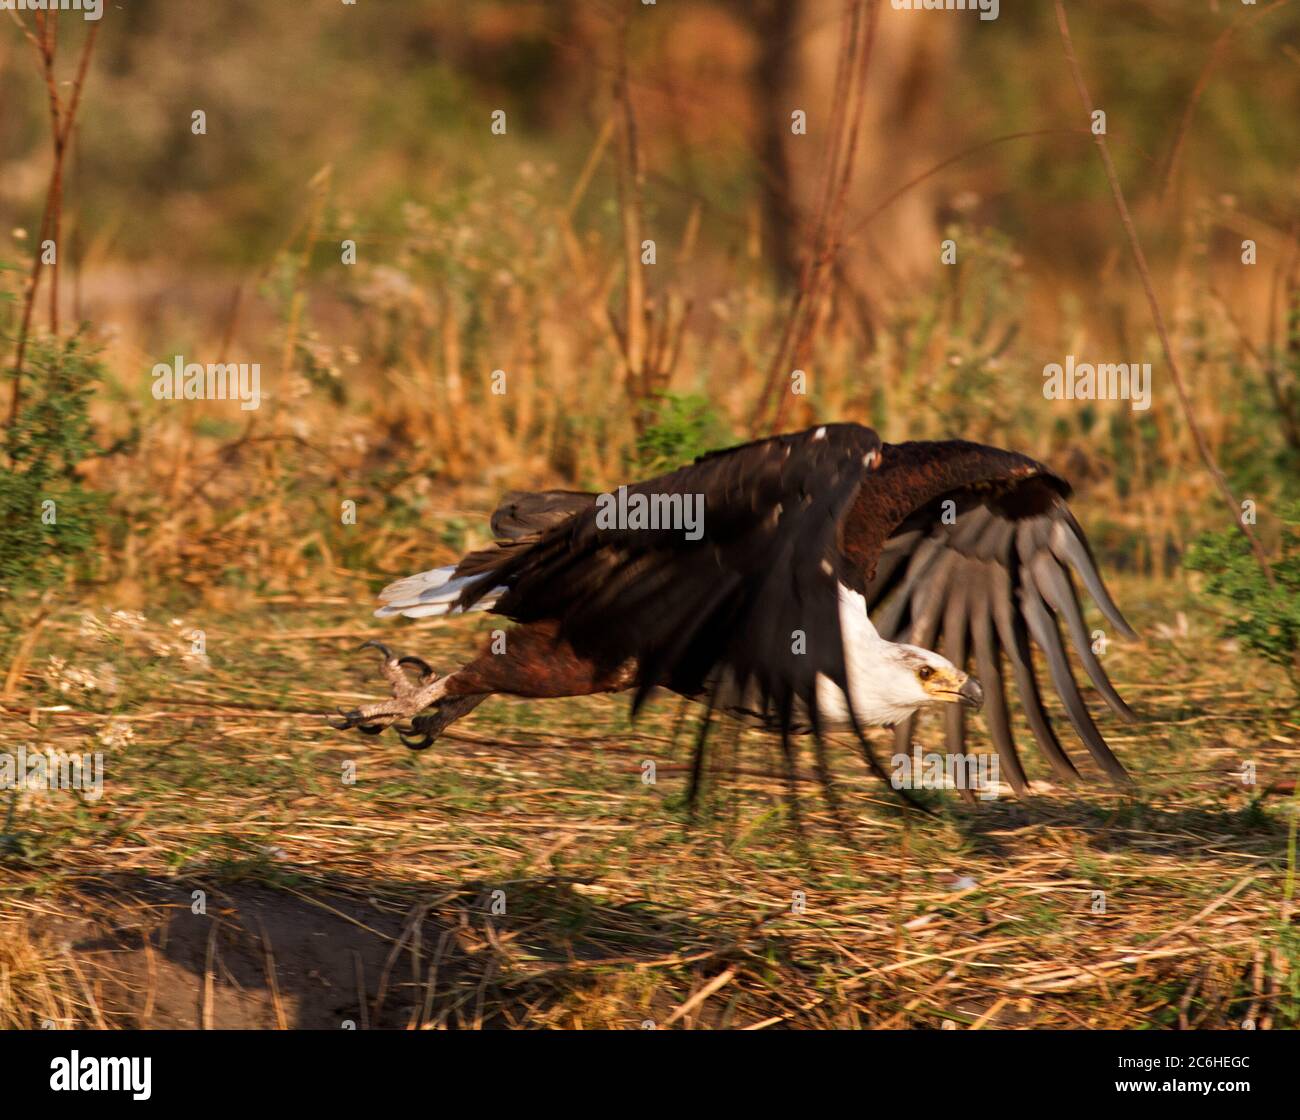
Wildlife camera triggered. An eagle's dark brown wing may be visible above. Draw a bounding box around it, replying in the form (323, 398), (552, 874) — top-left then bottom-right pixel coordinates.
(852, 440), (1137, 795)
(451, 423), (887, 803)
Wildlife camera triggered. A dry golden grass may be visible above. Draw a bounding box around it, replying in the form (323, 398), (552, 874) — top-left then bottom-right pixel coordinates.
(1, 567), (1296, 1030)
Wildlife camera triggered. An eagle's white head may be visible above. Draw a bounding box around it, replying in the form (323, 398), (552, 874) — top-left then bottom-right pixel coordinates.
(861, 641), (984, 727)
(819, 585), (984, 729)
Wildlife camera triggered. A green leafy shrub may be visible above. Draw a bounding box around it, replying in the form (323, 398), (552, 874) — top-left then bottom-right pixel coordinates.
(1185, 503), (1300, 690)
(0, 336), (106, 592)
(633, 392), (733, 477)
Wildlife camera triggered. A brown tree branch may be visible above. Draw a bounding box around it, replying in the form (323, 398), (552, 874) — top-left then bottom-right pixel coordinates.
(753, 0), (882, 434)
(1158, 0), (1290, 202)
(7, 12), (100, 428)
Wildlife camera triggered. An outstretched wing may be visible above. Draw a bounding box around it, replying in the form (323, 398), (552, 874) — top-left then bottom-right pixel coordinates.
(450, 423), (887, 799)
(848, 440), (1138, 795)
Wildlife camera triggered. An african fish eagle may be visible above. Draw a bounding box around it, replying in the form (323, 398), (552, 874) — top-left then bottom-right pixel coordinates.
(332, 423), (1137, 803)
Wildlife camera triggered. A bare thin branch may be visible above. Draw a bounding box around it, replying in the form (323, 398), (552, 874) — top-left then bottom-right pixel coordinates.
(1053, 0), (1276, 586)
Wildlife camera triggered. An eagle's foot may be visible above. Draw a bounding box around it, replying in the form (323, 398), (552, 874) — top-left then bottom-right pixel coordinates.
(393, 694), (484, 750)
(329, 641), (447, 735)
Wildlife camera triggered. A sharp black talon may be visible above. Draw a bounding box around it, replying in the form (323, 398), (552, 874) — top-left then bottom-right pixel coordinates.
(397, 713), (438, 750)
(359, 640), (395, 661)
(398, 726), (434, 750)
(397, 655), (436, 679)
(329, 708), (387, 734)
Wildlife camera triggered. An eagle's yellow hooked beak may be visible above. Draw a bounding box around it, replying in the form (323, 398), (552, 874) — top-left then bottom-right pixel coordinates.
(930, 671), (984, 710)
(957, 675), (984, 709)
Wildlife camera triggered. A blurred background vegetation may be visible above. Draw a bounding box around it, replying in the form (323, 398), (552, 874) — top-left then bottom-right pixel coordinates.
(0, 0), (1296, 634)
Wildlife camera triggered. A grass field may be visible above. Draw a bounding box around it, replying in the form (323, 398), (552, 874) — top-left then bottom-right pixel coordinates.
(2, 570), (1297, 1030)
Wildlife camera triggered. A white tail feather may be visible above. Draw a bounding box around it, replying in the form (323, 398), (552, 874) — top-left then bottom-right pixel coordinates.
(374, 565), (504, 619)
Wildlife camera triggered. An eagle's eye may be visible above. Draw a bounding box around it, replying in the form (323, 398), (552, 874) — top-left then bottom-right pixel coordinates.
(917, 665), (935, 682)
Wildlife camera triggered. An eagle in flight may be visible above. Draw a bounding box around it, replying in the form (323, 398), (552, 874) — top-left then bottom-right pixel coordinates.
(333, 423), (1136, 805)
